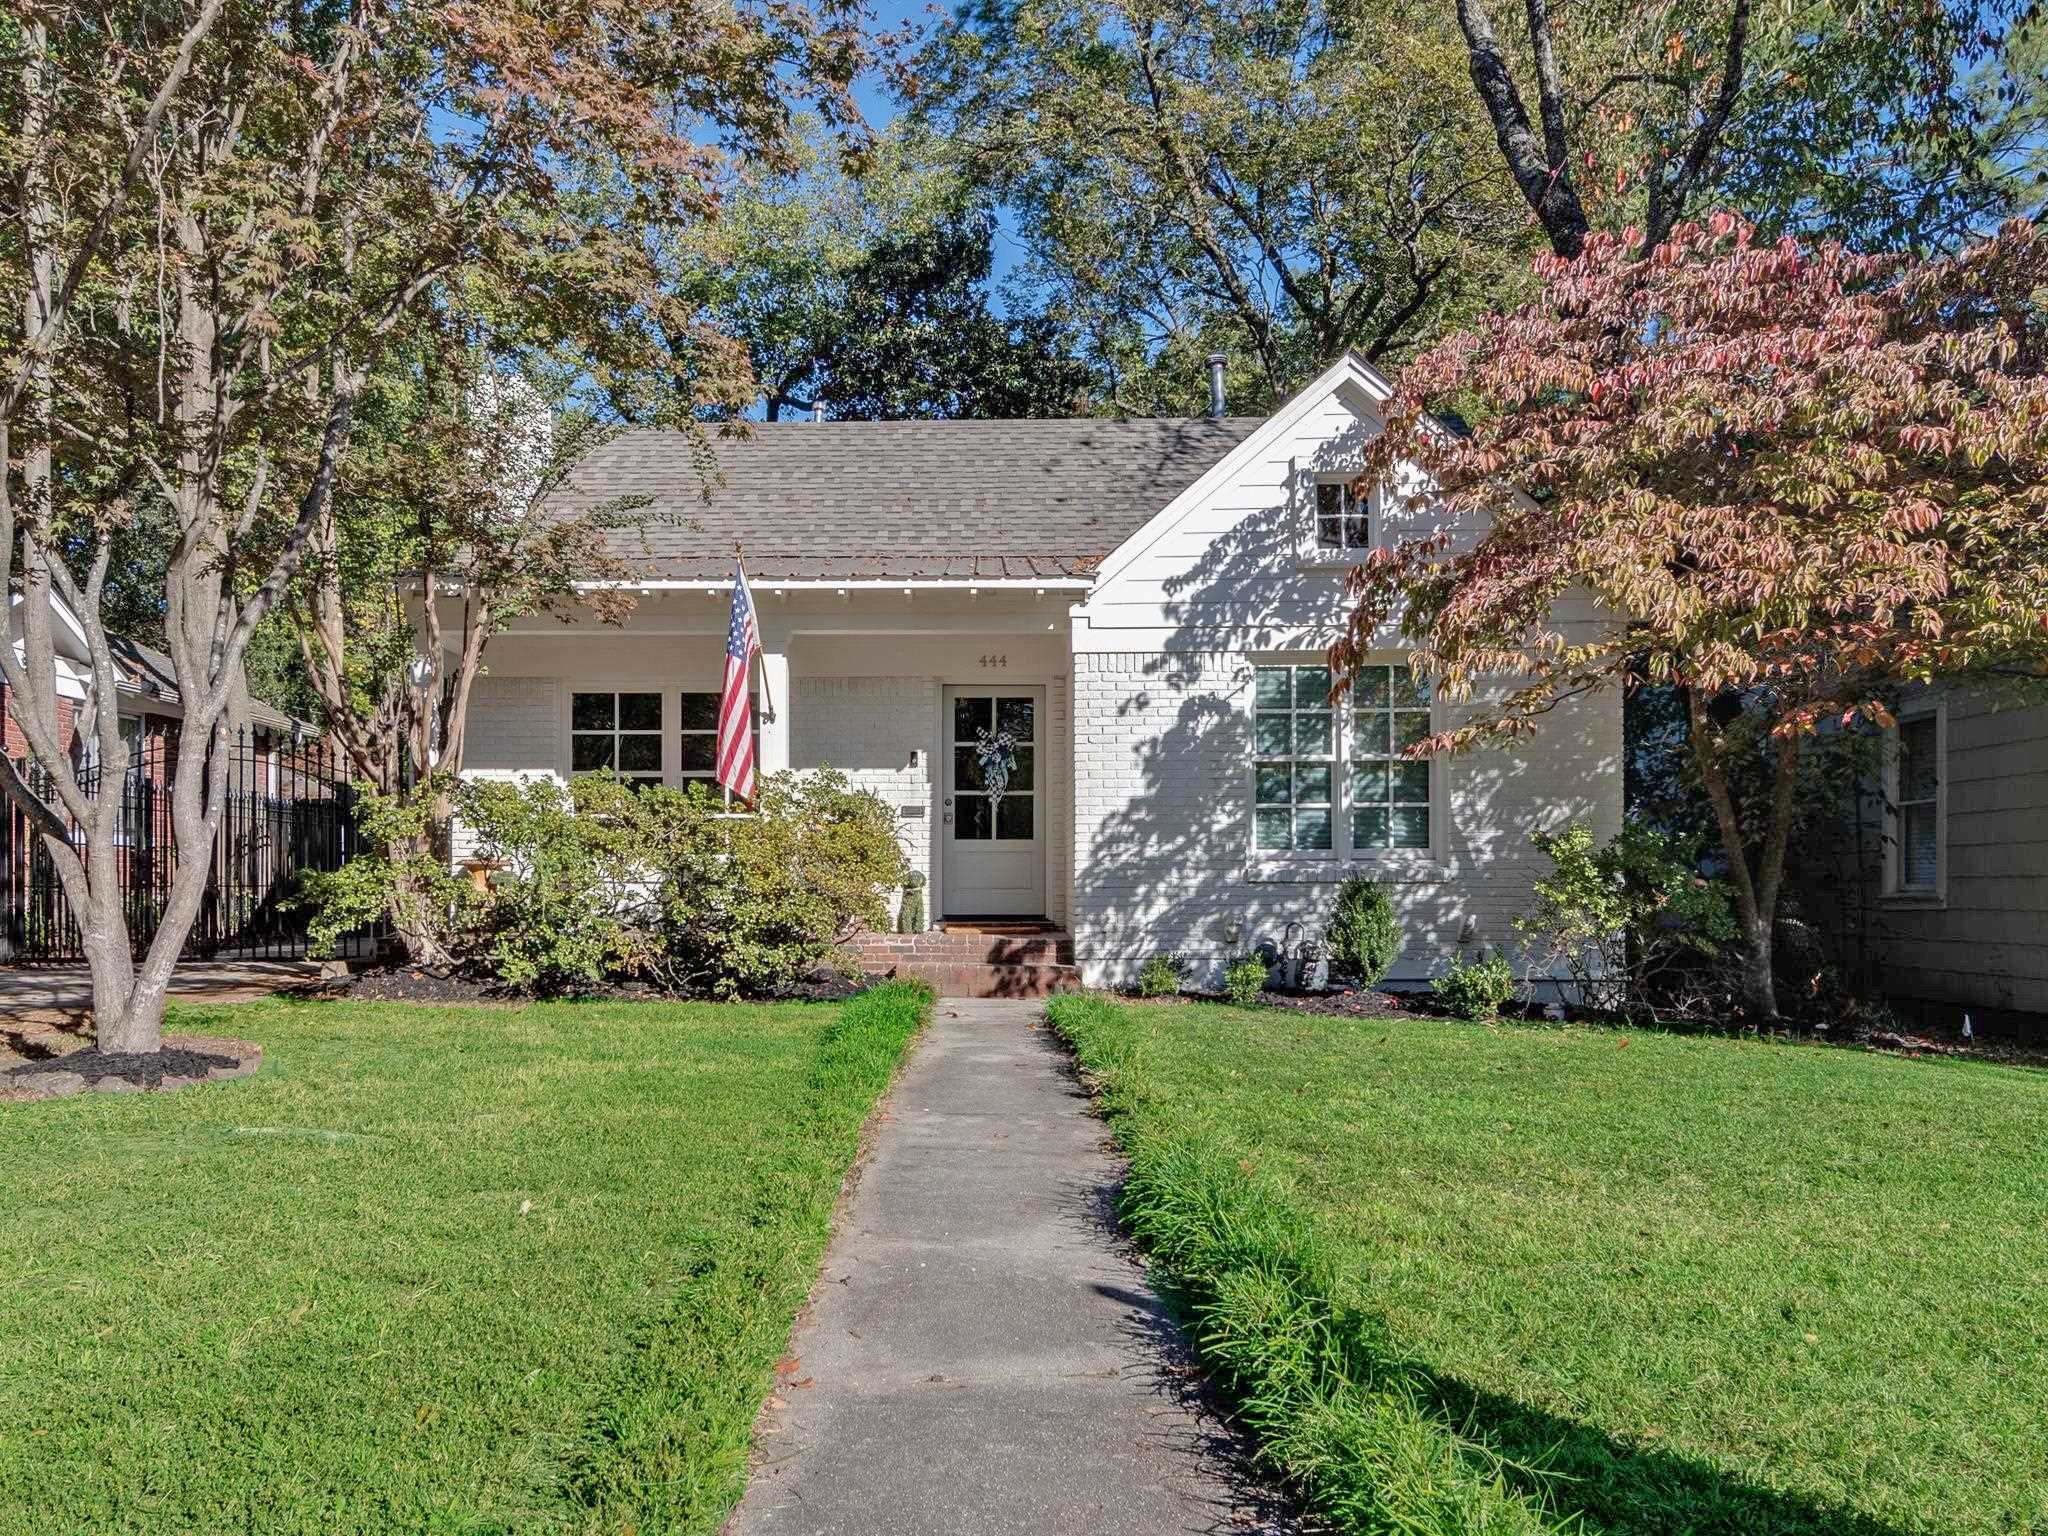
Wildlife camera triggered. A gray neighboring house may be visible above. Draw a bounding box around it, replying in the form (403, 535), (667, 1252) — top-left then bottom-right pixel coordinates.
(1805, 681), (2048, 1035)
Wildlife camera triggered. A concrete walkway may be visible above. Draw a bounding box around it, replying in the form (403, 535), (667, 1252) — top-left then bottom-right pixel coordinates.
(729, 999), (1293, 1536)
(0, 961), (319, 1020)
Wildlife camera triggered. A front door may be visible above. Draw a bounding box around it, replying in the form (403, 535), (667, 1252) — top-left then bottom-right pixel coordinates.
(942, 686), (1046, 917)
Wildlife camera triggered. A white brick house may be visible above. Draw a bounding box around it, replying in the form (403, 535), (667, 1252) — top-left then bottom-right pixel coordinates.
(455, 354), (1621, 989)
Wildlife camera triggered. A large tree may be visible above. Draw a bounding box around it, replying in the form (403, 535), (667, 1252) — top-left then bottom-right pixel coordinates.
(1338, 215), (2048, 1020)
(1448, 0), (2042, 257)
(665, 123), (1091, 421)
(0, 0), (867, 1052)
(915, 0), (1531, 413)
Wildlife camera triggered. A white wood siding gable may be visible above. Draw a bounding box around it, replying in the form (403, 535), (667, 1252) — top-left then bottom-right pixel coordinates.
(1068, 354), (1623, 987)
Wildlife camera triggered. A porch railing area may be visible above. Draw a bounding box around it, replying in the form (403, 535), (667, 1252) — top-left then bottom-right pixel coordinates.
(1, 703), (375, 964)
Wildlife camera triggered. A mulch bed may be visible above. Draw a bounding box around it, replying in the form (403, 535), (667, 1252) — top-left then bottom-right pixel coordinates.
(327, 964), (867, 1007)
(0, 1033), (261, 1101)
(1149, 984), (2048, 1067)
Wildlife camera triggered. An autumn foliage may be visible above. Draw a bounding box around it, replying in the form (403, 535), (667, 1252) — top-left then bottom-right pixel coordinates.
(1340, 215), (2048, 1016)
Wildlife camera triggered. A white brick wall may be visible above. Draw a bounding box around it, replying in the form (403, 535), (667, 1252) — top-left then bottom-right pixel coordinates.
(793, 677), (938, 920)
(466, 676), (559, 774)
(1070, 645), (1621, 991)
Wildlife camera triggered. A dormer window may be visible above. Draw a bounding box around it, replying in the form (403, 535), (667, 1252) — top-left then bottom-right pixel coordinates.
(1315, 479), (1372, 553)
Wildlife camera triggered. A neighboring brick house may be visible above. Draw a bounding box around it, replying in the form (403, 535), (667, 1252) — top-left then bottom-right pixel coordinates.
(446, 354), (1623, 993)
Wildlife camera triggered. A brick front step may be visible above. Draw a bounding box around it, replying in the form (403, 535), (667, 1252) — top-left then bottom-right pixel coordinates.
(859, 959), (1082, 999)
(851, 927), (1075, 968)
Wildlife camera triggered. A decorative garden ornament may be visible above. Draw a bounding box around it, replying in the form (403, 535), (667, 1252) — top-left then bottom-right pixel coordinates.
(975, 728), (1019, 806)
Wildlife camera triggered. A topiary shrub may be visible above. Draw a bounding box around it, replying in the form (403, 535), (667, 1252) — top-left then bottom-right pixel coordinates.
(897, 872), (926, 934)
(1222, 954), (1268, 1008)
(1137, 951), (1191, 997)
(1431, 953), (1518, 1022)
(1326, 875), (1401, 987)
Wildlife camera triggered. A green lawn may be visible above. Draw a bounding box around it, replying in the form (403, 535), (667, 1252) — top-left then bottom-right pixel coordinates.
(1050, 995), (2048, 1536)
(0, 985), (928, 1535)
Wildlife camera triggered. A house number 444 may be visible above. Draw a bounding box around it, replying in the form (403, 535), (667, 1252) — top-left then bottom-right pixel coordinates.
(978, 653), (1008, 668)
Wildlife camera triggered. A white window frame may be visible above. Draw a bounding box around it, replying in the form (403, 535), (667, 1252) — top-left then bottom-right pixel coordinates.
(1883, 698), (1946, 902)
(567, 688), (668, 789)
(1247, 654), (1446, 871)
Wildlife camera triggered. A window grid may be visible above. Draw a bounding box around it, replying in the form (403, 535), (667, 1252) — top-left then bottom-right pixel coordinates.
(1314, 481), (1371, 553)
(1254, 664), (1335, 852)
(678, 690), (757, 806)
(1895, 715), (1939, 891)
(1253, 662), (1432, 857)
(1352, 666), (1433, 850)
(571, 691), (664, 788)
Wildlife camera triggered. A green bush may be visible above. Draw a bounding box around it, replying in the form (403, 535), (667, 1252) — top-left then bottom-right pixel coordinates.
(1431, 953), (1518, 1022)
(1516, 821), (1739, 1019)
(311, 767), (908, 997)
(1222, 954), (1268, 1007)
(460, 773), (658, 994)
(297, 778), (482, 963)
(1325, 876), (1401, 986)
(1137, 952), (1191, 997)
(896, 872), (926, 934)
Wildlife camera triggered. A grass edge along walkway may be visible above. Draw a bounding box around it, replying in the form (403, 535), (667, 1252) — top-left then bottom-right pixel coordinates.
(1047, 992), (1565, 1536)
(557, 978), (936, 1531)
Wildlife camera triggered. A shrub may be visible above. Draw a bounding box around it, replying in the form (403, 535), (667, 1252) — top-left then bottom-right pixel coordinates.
(459, 774), (657, 994)
(1222, 955), (1268, 1008)
(1431, 953), (1518, 1022)
(1137, 952), (1191, 997)
(896, 872), (926, 934)
(297, 779), (482, 964)
(1325, 876), (1401, 986)
(639, 768), (904, 997)
(1516, 821), (1739, 1019)
(407, 767), (906, 997)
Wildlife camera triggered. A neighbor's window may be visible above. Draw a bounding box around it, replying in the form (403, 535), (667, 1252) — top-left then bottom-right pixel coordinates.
(1314, 479), (1372, 553)
(1893, 713), (1941, 892)
(1253, 664), (1335, 851)
(571, 691), (663, 787)
(678, 689), (758, 804)
(1253, 661), (1433, 856)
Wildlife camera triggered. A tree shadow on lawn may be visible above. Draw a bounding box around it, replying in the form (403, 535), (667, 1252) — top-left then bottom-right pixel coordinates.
(1423, 1368), (1913, 1536)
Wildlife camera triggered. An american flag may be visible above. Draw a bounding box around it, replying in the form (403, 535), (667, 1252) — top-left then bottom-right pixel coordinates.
(717, 560), (761, 804)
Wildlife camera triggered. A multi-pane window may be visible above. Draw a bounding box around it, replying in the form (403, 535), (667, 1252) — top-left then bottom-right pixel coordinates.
(1254, 664), (1335, 851)
(571, 691), (663, 787)
(1895, 714), (1940, 891)
(677, 690), (757, 797)
(1314, 480), (1371, 553)
(1253, 661), (1433, 855)
(1351, 666), (1433, 849)
(952, 694), (1037, 841)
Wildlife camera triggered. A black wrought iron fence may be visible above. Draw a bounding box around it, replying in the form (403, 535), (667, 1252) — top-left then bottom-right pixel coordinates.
(1, 704), (376, 963)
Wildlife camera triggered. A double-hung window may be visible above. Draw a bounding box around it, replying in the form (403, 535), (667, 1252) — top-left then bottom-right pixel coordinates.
(1890, 711), (1942, 894)
(1253, 660), (1434, 857)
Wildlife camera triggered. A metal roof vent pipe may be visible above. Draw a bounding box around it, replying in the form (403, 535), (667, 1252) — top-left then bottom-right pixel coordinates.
(812, 401), (825, 423)
(1206, 353), (1227, 418)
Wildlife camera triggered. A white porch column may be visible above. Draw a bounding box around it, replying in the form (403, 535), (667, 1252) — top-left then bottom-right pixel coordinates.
(757, 647), (791, 772)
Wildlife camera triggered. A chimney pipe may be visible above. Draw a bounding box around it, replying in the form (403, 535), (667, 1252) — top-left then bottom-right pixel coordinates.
(812, 401), (825, 423)
(1206, 353), (1227, 418)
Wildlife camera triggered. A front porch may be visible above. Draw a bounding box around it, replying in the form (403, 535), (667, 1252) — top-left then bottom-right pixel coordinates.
(463, 584), (1079, 933)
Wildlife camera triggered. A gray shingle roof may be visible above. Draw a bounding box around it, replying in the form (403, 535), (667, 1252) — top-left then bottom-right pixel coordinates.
(551, 417), (1267, 581)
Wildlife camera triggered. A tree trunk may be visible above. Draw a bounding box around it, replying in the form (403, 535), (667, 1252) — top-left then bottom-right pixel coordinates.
(1736, 916), (1776, 1023)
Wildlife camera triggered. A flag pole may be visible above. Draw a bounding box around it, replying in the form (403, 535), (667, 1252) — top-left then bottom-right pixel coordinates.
(737, 540), (775, 722)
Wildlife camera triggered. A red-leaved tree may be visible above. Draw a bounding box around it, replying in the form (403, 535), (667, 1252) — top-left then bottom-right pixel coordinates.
(1338, 215), (2048, 1020)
